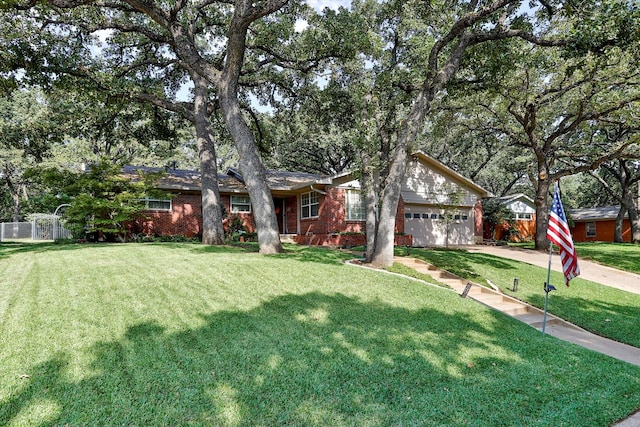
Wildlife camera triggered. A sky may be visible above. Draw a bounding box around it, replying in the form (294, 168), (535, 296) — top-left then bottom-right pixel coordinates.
(307, 0), (351, 11)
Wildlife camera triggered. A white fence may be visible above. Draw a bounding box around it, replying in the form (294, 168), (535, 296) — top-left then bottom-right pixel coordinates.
(0, 215), (72, 241)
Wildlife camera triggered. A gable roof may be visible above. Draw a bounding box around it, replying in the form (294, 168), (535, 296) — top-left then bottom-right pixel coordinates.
(495, 193), (536, 210)
(123, 152), (486, 197)
(411, 151), (489, 197)
(569, 205), (621, 221)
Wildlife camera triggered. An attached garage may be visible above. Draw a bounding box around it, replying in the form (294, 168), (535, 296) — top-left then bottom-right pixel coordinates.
(401, 152), (488, 247)
(404, 205), (475, 247)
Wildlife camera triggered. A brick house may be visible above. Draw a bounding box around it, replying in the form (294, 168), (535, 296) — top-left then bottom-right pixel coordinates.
(126, 151), (488, 247)
(569, 206), (633, 242)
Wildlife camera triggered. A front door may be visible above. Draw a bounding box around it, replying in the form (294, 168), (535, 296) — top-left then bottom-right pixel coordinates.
(273, 198), (285, 233)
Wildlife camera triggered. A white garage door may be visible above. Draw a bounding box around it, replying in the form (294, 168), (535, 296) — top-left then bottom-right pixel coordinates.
(404, 206), (474, 247)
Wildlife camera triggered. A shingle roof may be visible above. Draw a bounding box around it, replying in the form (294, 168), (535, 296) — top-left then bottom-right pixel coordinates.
(569, 205), (621, 221)
(122, 165), (325, 193)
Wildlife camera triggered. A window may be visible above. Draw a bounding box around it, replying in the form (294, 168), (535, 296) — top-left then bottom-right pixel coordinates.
(517, 213), (533, 220)
(462, 215), (468, 221)
(422, 213), (429, 219)
(430, 213), (438, 219)
(301, 191), (319, 218)
(405, 213), (412, 219)
(345, 189), (365, 220)
(586, 222), (596, 237)
(231, 195), (252, 213)
(141, 198), (171, 211)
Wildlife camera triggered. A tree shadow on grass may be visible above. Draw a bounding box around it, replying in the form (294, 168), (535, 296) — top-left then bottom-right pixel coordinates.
(3, 293), (640, 426)
(407, 248), (517, 281)
(0, 241), (116, 260)
(189, 243), (355, 266)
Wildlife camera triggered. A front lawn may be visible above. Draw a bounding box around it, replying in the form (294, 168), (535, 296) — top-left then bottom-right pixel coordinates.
(574, 242), (640, 275)
(1, 242), (640, 426)
(509, 242), (640, 274)
(405, 247), (640, 347)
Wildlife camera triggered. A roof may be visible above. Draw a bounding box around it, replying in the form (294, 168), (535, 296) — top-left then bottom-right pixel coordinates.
(495, 193), (536, 210)
(569, 205), (621, 221)
(122, 165), (325, 193)
(123, 152), (486, 196)
(497, 193), (534, 205)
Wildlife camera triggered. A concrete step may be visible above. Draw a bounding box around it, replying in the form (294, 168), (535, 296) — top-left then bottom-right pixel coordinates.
(279, 234), (297, 244)
(442, 280), (474, 291)
(493, 301), (530, 316)
(472, 293), (507, 305)
(425, 270), (457, 280)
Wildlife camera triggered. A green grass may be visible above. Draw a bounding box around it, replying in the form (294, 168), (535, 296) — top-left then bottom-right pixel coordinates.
(1, 242), (640, 426)
(574, 242), (640, 274)
(403, 247), (640, 347)
(509, 242), (640, 274)
(385, 263), (451, 288)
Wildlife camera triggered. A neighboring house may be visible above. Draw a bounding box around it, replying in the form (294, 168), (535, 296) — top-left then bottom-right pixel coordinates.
(483, 193), (536, 242)
(125, 151), (488, 247)
(569, 206), (632, 242)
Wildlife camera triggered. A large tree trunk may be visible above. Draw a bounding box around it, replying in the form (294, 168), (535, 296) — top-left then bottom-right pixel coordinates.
(360, 154), (378, 263)
(218, 91), (282, 253)
(192, 74), (225, 245)
(614, 204), (627, 243)
(369, 140), (410, 267)
(3, 172), (21, 222)
(215, 9), (282, 254)
(534, 177), (552, 251)
(627, 193), (640, 243)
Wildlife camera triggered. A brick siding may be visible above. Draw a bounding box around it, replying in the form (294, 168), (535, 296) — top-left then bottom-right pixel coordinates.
(571, 219), (632, 242)
(133, 193), (203, 237)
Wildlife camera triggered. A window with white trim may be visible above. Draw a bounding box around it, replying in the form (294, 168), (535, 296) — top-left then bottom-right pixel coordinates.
(516, 213), (533, 220)
(231, 195), (252, 213)
(586, 222), (596, 237)
(301, 191), (319, 218)
(345, 189), (365, 221)
(141, 198), (172, 211)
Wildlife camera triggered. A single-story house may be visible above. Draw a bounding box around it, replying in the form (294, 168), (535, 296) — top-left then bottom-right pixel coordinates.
(483, 193), (536, 242)
(569, 205), (632, 242)
(125, 151), (488, 247)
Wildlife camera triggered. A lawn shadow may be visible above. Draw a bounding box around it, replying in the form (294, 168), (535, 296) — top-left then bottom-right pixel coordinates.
(189, 243), (356, 266)
(407, 248), (517, 281)
(271, 246), (355, 265)
(3, 293), (639, 426)
(0, 241), (116, 260)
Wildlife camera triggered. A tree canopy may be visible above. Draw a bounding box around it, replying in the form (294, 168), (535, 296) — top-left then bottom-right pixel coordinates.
(1, 0), (639, 256)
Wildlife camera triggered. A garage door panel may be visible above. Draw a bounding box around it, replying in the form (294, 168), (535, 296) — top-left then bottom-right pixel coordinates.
(405, 206), (473, 247)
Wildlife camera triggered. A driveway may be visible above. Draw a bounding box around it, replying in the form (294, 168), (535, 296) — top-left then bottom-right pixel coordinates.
(466, 245), (640, 295)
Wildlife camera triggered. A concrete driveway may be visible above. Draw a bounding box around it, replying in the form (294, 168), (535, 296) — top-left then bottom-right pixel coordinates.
(466, 245), (640, 295)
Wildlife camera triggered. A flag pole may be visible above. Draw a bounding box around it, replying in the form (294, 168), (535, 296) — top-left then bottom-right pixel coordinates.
(542, 243), (553, 335)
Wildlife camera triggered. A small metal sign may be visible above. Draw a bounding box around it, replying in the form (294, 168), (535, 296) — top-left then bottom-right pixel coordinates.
(461, 282), (473, 298)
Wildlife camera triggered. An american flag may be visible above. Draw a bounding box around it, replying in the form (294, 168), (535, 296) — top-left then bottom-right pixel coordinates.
(547, 182), (580, 286)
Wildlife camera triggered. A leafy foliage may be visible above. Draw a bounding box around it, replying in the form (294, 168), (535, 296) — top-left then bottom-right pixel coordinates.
(482, 198), (516, 241)
(35, 160), (164, 241)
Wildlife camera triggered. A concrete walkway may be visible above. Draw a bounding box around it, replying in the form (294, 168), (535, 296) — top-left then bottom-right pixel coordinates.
(392, 252), (640, 427)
